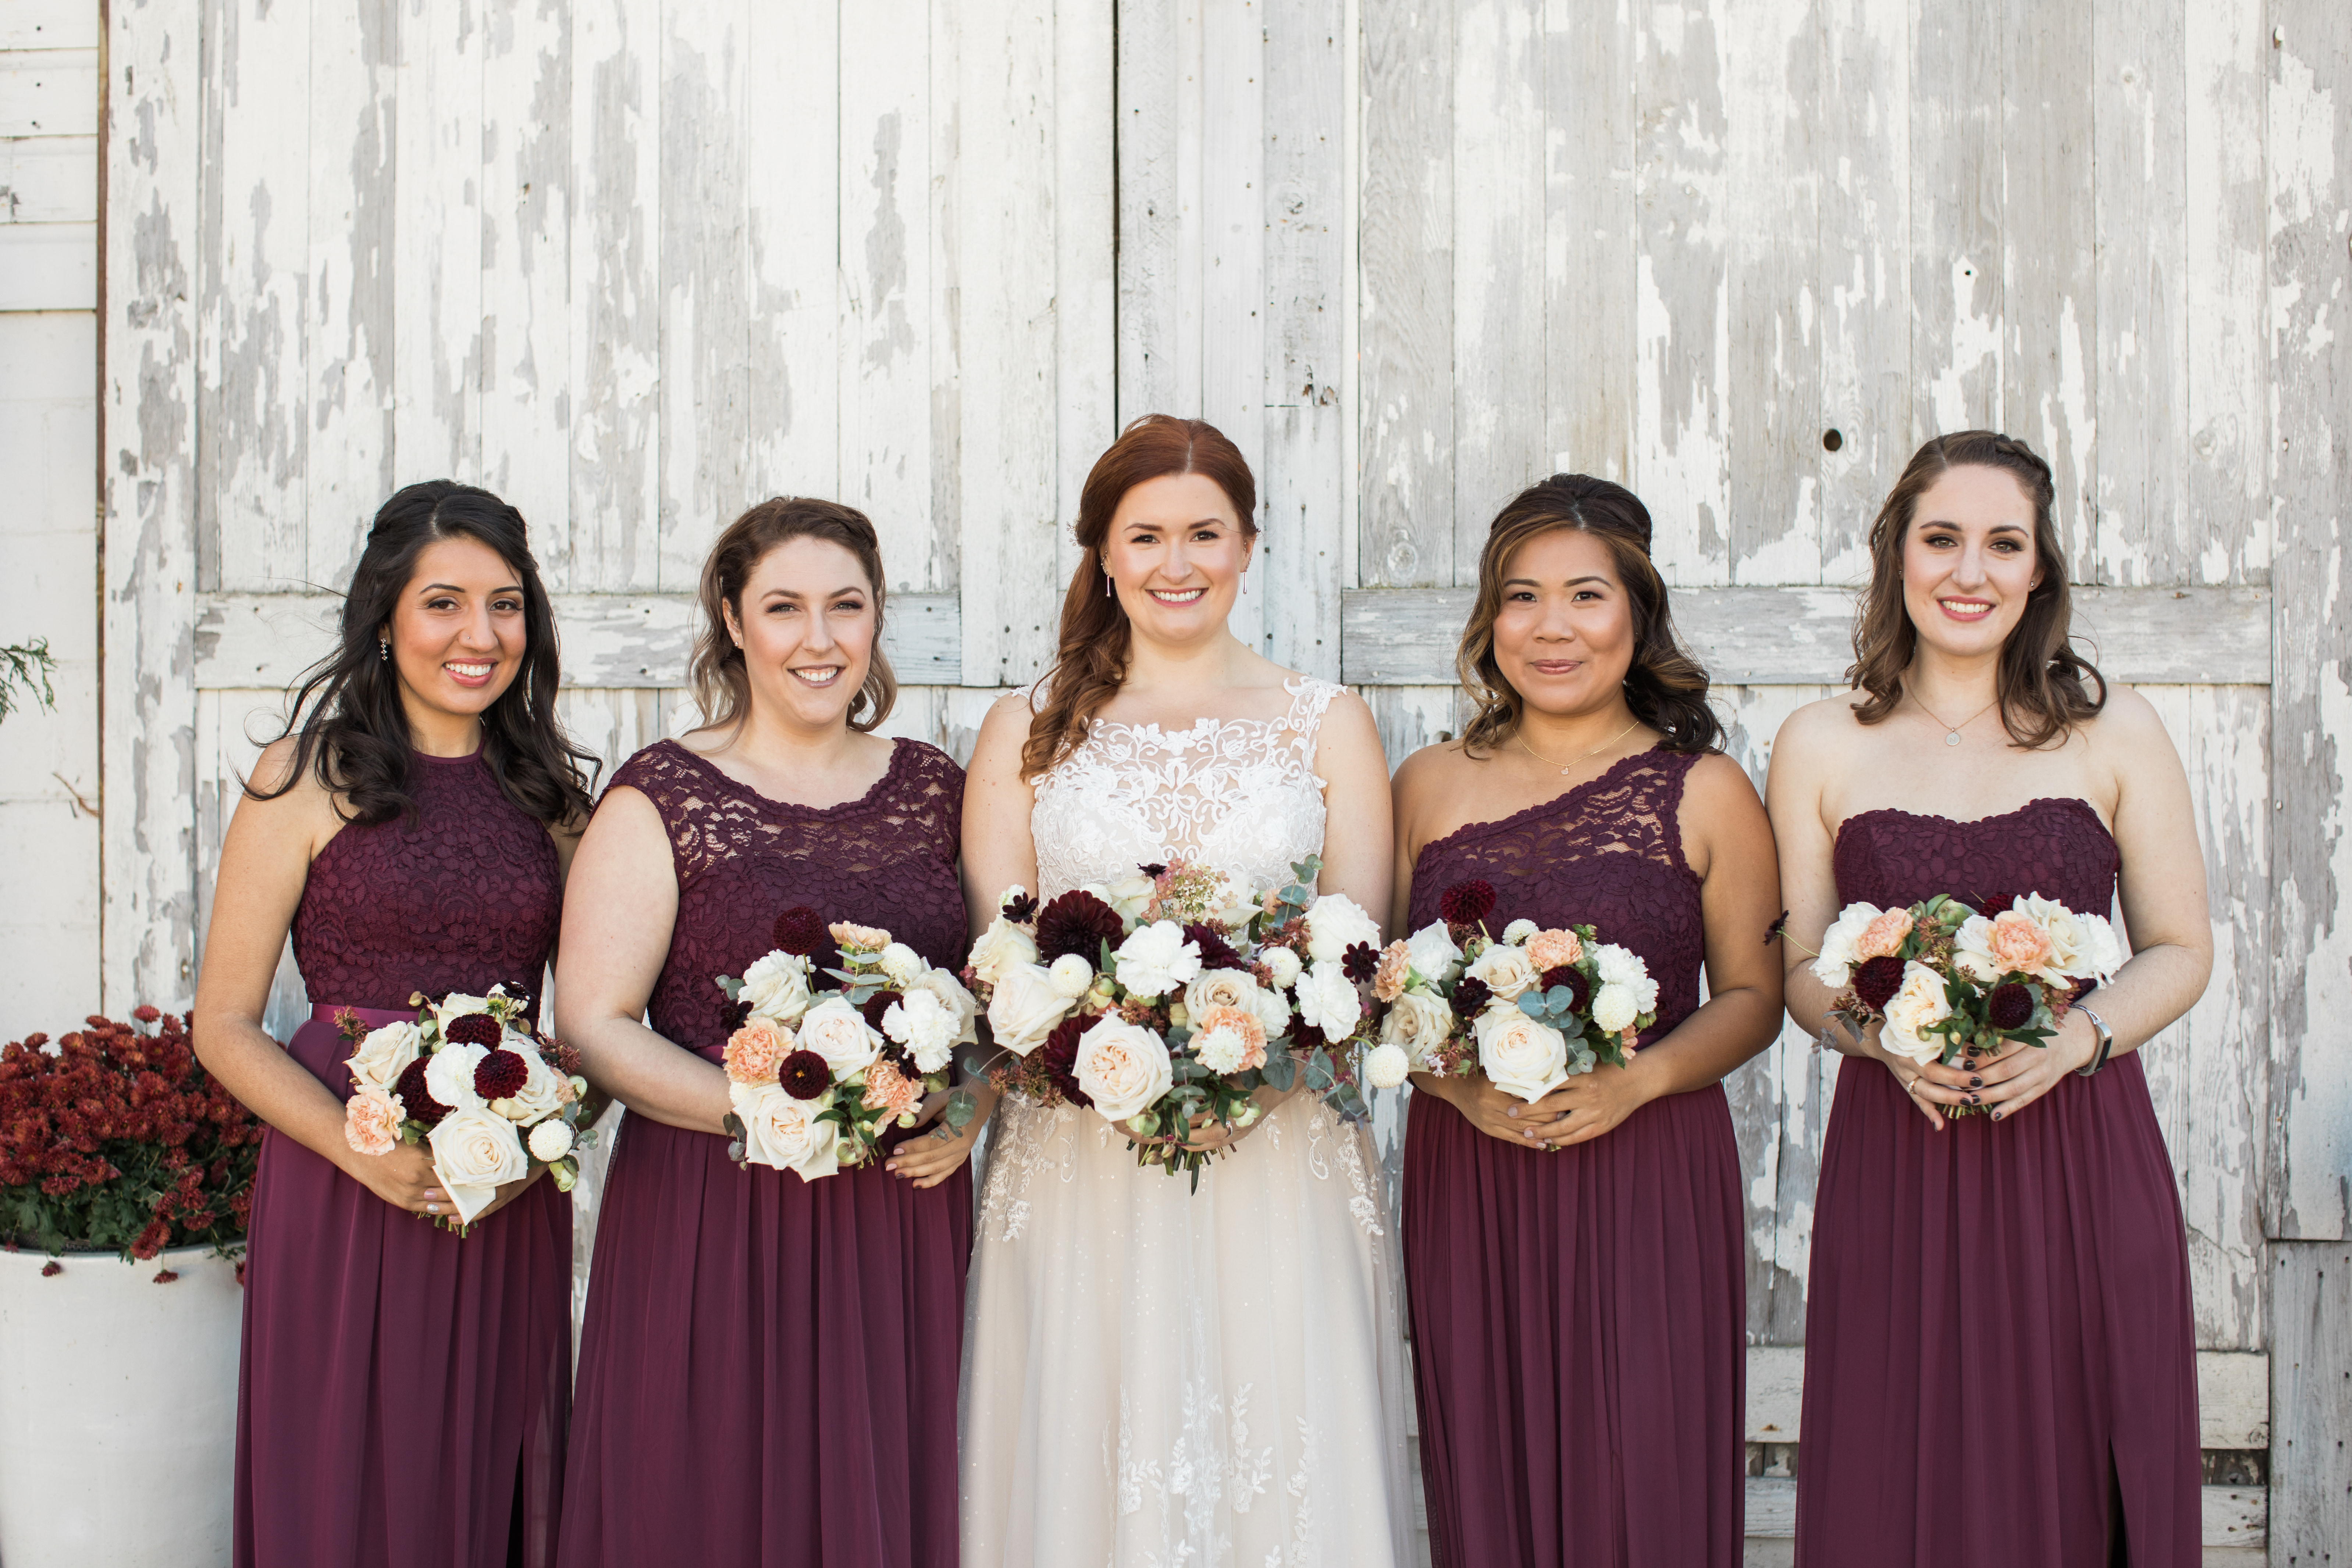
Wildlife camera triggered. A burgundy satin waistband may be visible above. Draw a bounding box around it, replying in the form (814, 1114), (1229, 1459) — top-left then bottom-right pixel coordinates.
(306, 1003), (419, 1030)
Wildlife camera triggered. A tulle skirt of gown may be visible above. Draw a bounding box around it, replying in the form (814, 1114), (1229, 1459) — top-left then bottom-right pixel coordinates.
(559, 1112), (972, 1567)
(1794, 1055), (2200, 1567)
(1401, 1082), (1747, 1568)
(959, 1093), (1417, 1567)
(235, 1009), (572, 1568)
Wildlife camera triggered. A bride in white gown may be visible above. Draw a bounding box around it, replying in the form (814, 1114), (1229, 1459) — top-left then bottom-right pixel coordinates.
(957, 416), (1415, 1567)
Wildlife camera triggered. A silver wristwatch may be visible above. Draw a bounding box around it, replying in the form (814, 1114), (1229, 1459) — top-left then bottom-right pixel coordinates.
(2073, 1003), (2114, 1077)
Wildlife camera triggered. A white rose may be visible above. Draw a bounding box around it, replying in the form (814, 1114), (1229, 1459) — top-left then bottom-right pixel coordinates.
(1404, 921), (1465, 986)
(491, 1042), (567, 1123)
(2017, 894), (2124, 985)
(1379, 989), (1456, 1060)
(1502, 918), (1540, 945)
(2070, 911), (2126, 984)
(1466, 942), (1540, 1002)
(739, 950), (814, 1023)
(1112, 920), (1203, 1000)
(346, 1020), (423, 1094)
(1591, 982), (1640, 1034)
(796, 995), (883, 1076)
(1104, 871), (1157, 922)
(1303, 893), (1381, 963)
(1364, 1041), (1412, 1090)
(1047, 953), (1095, 997)
(1211, 872), (1260, 929)
(986, 962), (1077, 1057)
(968, 914), (1041, 987)
(910, 968), (980, 1044)
(1950, 914), (2003, 985)
(427, 1105), (531, 1223)
(527, 1119), (575, 1162)
(1193, 1022), (1250, 1075)
(876, 942), (926, 986)
(1474, 1007), (1571, 1102)
(1880, 960), (1955, 1064)
(1262, 946), (1303, 991)
(730, 1080), (840, 1181)
(423, 1041), (489, 1112)
(1184, 968), (1261, 1020)
(1294, 960), (1363, 1038)
(1590, 944), (1658, 1015)
(428, 993), (494, 1036)
(882, 989), (960, 1074)
(1810, 902), (1886, 989)
(1075, 1017), (1174, 1122)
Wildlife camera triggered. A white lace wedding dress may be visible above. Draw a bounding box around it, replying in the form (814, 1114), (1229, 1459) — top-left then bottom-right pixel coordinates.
(959, 676), (1416, 1568)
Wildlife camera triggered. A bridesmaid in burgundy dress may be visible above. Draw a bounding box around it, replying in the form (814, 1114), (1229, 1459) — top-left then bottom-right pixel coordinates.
(194, 481), (602, 1567)
(1391, 475), (1785, 1567)
(1769, 432), (2212, 1565)
(555, 498), (981, 1567)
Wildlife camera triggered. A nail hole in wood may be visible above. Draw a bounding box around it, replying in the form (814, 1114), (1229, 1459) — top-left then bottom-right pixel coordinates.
(1822, 429), (1844, 452)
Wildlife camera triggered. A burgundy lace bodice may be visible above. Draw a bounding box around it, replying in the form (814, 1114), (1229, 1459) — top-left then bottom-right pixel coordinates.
(291, 750), (561, 1013)
(1408, 747), (1706, 1036)
(612, 737), (968, 1061)
(1834, 796), (2118, 918)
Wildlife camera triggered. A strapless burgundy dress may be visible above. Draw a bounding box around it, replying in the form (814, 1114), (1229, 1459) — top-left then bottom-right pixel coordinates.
(1795, 798), (2199, 1566)
(558, 738), (973, 1568)
(1401, 748), (1746, 1568)
(235, 747), (571, 1568)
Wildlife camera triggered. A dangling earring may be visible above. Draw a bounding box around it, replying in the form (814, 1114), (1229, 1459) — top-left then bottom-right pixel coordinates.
(1104, 572), (1113, 599)
(377, 637), (389, 662)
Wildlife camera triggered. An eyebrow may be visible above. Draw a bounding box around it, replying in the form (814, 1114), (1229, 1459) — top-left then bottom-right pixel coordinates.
(1918, 518), (2030, 534)
(1125, 517), (1227, 530)
(1501, 574), (1611, 587)
(757, 584), (869, 598)
(420, 582), (524, 594)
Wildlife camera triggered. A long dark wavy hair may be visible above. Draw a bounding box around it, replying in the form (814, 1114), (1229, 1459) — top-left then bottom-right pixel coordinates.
(686, 496), (896, 733)
(1847, 430), (2106, 749)
(248, 481), (599, 826)
(1022, 415), (1259, 779)
(1455, 474), (1721, 756)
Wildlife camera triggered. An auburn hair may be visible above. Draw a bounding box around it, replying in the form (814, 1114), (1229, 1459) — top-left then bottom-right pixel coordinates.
(1455, 474), (1721, 757)
(687, 497), (896, 733)
(1021, 415), (1258, 779)
(1847, 431), (2105, 749)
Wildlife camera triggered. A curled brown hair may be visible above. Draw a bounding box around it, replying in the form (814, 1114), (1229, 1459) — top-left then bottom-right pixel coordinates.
(688, 497), (896, 733)
(1847, 431), (2105, 749)
(1021, 415), (1258, 779)
(1456, 474), (1720, 756)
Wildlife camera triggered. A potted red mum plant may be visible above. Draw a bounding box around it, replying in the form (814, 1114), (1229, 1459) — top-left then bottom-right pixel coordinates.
(0, 1007), (263, 1567)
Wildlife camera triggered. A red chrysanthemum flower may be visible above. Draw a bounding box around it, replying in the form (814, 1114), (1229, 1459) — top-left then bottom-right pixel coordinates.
(1438, 881), (1496, 927)
(443, 1013), (502, 1049)
(779, 1050), (832, 1101)
(1035, 890), (1124, 966)
(1986, 981), (2035, 1032)
(1185, 922), (1245, 975)
(473, 1049), (529, 1101)
(772, 907), (830, 957)
(1449, 976), (1494, 1020)
(394, 1057), (453, 1128)
(1853, 955), (1907, 1013)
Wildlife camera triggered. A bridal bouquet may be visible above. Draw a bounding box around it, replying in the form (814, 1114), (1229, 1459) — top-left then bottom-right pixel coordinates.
(966, 857), (1386, 1184)
(714, 908), (980, 1181)
(1809, 891), (2123, 1106)
(339, 984), (595, 1227)
(1369, 879), (1660, 1102)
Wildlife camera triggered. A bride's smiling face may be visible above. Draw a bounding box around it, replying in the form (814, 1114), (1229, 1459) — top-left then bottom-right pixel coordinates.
(1102, 473), (1254, 647)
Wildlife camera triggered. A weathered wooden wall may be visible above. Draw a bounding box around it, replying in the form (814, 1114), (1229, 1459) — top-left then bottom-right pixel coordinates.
(56, 0), (2352, 1560)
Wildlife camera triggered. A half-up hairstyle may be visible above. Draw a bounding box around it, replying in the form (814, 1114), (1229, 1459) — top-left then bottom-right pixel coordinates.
(1455, 474), (1721, 757)
(1021, 415), (1258, 779)
(248, 480), (599, 826)
(688, 497), (896, 733)
(1847, 430), (2106, 749)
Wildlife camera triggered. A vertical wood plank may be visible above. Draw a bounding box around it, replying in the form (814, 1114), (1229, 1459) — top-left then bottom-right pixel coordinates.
(1053, 0), (1117, 587)
(303, 0), (396, 588)
(2271, 1242), (2352, 1557)
(1201, 0), (1265, 648)
(1113, 0), (1192, 422)
(2267, 0), (2352, 1243)
(742, 0), (838, 505)
(1541, 0), (1634, 488)
(1359, 0), (1451, 590)
(102, 0), (204, 1012)
(1909, 0), (2002, 441)
(391, 0), (484, 483)
(480, 0), (574, 537)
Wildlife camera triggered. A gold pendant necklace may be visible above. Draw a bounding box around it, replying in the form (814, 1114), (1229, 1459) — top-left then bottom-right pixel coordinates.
(1516, 717), (1644, 775)
(1910, 690), (1999, 747)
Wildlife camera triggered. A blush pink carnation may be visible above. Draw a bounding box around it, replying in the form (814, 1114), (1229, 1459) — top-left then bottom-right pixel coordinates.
(343, 1088), (403, 1156)
(1195, 1005), (1269, 1071)
(828, 920), (892, 954)
(724, 1016), (795, 1085)
(1524, 928), (1584, 970)
(861, 1060), (923, 1120)
(1854, 908), (1914, 961)
(1987, 910), (2055, 974)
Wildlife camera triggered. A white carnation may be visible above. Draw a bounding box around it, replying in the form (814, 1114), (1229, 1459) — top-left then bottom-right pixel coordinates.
(527, 1119), (575, 1162)
(1293, 960), (1363, 1037)
(1303, 893), (1382, 963)
(1262, 946), (1303, 991)
(1192, 1023), (1249, 1075)
(910, 968), (980, 1044)
(1810, 902), (1886, 989)
(968, 914), (1040, 987)
(876, 942), (926, 986)
(1590, 982), (1640, 1034)
(1112, 920), (1203, 1000)
(423, 1041), (489, 1113)
(1364, 1041), (1412, 1090)
(1250, 986), (1293, 1038)
(1590, 944), (1658, 1015)
(882, 989), (960, 1074)
(1047, 953), (1096, 998)
(2018, 894), (2125, 984)
(1403, 921), (1464, 986)
(1502, 918), (1540, 945)
(738, 950), (814, 1023)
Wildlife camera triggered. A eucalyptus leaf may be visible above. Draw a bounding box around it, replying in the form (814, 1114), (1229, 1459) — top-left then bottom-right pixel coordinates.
(944, 1088), (978, 1130)
(718, 976), (745, 1002)
(1263, 1053), (1297, 1092)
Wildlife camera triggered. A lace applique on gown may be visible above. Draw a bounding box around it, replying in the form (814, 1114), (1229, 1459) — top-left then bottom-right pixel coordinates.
(960, 678), (1415, 1568)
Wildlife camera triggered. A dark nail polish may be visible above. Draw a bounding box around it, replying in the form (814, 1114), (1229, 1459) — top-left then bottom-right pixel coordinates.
(1969, 1094), (1980, 1104)
(1990, 1110), (2003, 1121)
(1969, 1076), (1982, 1088)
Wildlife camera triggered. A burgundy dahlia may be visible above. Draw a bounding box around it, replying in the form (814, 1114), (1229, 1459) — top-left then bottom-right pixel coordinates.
(1035, 890), (1124, 966)
(1438, 880), (1496, 928)
(1986, 981), (2035, 1032)
(1853, 956), (1907, 1013)
(1036, 1017), (1093, 1109)
(1969, 890), (2023, 917)
(1541, 966), (1592, 1013)
(772, 906), (830, 957)
(860, 990), (902, 1031)
(443, 1013), (502, 1049)
(780, 1050), (832, 1100)
(1001, 892), (1039, 924)
(1341, 942), (1378, 984)
(1450, 976), (1494, 1020)
(1185, 922), (1245, 976)
(473, 1049), (529, 1101)
(394, 1057), (453, 1128)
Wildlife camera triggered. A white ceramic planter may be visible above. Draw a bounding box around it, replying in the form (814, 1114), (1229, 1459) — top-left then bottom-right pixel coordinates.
(0, 1243), (242, 1568)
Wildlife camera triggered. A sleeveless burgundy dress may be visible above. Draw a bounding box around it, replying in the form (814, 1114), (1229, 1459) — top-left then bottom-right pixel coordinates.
(235, 747), (571, 1568)
(559, 738), (973, 1568)
(1402, 747), (1746, 1568)
(1795, 798), (2199, 1566)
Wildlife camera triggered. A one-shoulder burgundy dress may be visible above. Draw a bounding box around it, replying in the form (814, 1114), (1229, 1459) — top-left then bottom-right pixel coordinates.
(235, 746), (571, 1568)
(1795, 798), (2199, 1566)
(559, 738), (973, 1568)
(1401, 748), (1746, 1568)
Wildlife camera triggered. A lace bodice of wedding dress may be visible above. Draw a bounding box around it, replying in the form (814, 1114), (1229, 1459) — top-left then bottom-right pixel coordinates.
(959, 674), (1415, 1568)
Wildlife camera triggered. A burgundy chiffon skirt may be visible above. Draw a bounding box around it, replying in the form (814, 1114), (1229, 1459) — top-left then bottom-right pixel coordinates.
(235, 1007), (572, 1568)
(1401, 1083), (1746, 1568)
(1794, 1054), (2199, 1566)
(558, 1110), (972, 1567)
